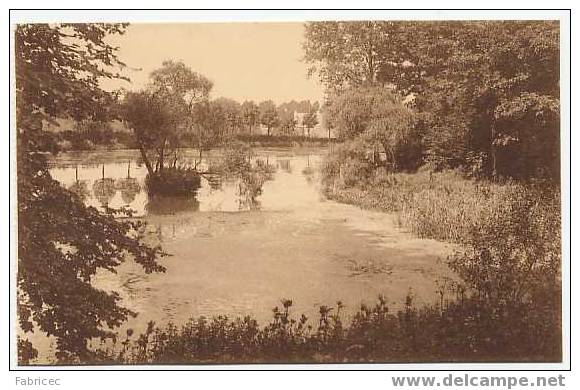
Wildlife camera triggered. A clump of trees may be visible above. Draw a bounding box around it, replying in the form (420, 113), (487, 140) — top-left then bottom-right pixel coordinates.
(121, 61), (214, 194)
(324, 86), (420, 172)
(304, 21), (560, 180)
(121, 67), (324, 188)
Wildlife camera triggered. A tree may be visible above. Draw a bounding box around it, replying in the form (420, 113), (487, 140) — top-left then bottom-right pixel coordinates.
(493, 92), (559, 179)
(74, 119), (114, 147)
(279, 116), (297, 136)
(324, 85), (419, 171)
(241, 101), (259, 134)
(259, 100), (279, 136)
(148, 60), (213, 174)
(15, 23), (165, 363)
(324, 86), (400, 140)
(302, 110), (319, 137)
(189, 99), (228, 166)
(214, 97), (242, 135)
(121, 91), (172, 175)
(366, 105), (419, 171)
(304, 21), (410, 92)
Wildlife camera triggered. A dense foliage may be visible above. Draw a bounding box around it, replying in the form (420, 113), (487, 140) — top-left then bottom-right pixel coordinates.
(324, 86), (421, 171)
(16, 23), (166, 363)
(305, 21), (560, 180)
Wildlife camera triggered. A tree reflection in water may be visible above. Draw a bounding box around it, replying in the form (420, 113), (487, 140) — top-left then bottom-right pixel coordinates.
(302, 166), (315, 184)
(116, 177), (141, 204)
(92, 178), (116, 208)
(208, 143), (277, 211)
(146, 195), (200, 215)
(277, 159), (292, 173)
(238, 172), (264, 211)
(203, 174), (223, 191)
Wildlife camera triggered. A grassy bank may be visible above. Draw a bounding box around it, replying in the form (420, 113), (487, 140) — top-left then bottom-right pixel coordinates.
(323, 168), (560, 245)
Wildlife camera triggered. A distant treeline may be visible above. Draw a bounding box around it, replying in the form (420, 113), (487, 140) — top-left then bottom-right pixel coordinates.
(54, 121), (335, 151)
(50, 95), (329, 152)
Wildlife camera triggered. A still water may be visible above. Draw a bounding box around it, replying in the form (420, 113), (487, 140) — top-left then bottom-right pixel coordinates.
(43, 147), (454, 360)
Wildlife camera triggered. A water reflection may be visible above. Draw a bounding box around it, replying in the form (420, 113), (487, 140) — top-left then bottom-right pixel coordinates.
(116, 178), (141, 204)
(277, 159), (292, 173)
(92, 178), (116, 208)
(49, 150), (321, 216)
(302, 166), (315, 184)
(146, 195), (200, 215)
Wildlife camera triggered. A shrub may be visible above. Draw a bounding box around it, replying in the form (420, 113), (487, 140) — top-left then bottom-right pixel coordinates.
(448, 184), (561, 306)
(319, 152), (561, 364)
(145, 168), (201, 196)
(321, 138), (376, 189)
(88, 293), (560, 365)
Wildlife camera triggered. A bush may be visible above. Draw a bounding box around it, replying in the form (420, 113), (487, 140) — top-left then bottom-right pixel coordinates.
(448, 184), (561, 306)
(321, 138), (376, 189)
(145, 168), (201, 196)
(88, 293), (559, 365)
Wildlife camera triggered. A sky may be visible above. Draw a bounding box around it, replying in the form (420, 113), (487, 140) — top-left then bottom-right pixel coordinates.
(103, 23), (325, 105)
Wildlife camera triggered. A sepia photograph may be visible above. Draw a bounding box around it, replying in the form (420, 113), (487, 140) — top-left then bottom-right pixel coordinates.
(11, 10), (567, 369)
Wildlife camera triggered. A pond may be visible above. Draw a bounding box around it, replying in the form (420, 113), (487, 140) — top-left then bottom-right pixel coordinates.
(40, 146), (454, 361)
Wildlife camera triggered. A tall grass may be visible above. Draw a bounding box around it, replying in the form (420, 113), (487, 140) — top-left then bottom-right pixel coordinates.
(323, 164), (559, 246)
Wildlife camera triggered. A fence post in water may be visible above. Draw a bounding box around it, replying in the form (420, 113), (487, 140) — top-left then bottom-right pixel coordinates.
(75, 165), (78, 182)
(127, 160), (131, 179)
(102, 164), (105, 179)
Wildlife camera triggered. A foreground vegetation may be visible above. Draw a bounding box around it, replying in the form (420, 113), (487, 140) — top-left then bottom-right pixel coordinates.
(70, 292), (557, 365)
